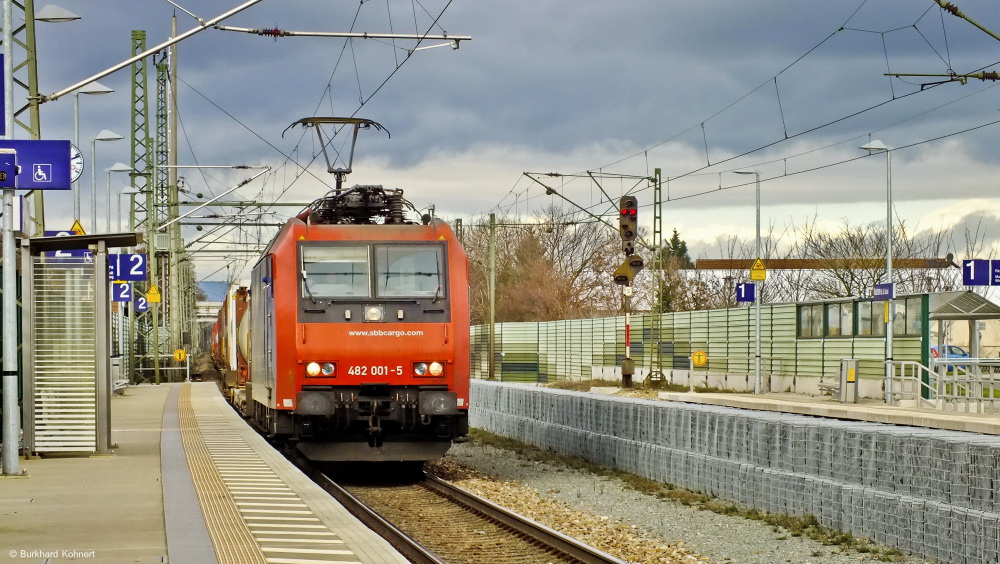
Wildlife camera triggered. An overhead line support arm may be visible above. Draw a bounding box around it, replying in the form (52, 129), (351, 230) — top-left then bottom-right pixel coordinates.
(42, 0), (265, 102)
(934, 1), (1000, 43)
(213, 24), (471, 47)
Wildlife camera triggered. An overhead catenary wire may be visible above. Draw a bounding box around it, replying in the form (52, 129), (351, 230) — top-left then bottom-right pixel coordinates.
(470, 1), (1000, 231)
(171, 0), (465, 280)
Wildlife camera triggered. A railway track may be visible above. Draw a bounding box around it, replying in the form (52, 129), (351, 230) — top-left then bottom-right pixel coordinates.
(314, 470), (628, 564)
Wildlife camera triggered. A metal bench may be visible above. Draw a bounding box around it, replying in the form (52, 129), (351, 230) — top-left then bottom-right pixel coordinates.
(112, 379), (130, 395)
(817, 382), (840, 396)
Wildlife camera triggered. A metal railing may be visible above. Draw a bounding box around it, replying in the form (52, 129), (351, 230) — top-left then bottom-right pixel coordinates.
(889, 359), (1000, 413)
(890, 361), (941, 409)
(133, 354), (191, 383)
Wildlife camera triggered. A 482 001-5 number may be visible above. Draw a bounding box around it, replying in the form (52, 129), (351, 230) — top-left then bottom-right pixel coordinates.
(347, 365), (403, 376)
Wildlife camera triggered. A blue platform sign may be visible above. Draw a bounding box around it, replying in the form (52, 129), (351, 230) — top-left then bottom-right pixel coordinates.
(0, 139), (71, 190)
(993, 260), (1000, 286)
(112, 282), (133, 302)
(0, 55), (5, 136)
(963, 259), (990, 286)
(0, 151), (15, 187)
(873, 282), (894, 301)
(42, 230), (90, 258)
(111, 253), (148, 281)
(736, 282), (756, 303)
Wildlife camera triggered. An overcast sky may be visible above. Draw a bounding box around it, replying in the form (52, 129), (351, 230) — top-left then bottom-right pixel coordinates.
(19, 0), (1000, 283)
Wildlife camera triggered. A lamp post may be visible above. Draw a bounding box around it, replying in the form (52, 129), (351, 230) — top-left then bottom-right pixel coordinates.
(104, 162), (132, 232)
(119, 187), (140, 232)
(72, 81), (113, 224)
(90, 129), (122, 232)
(19, 5), (80, 236)
(860, 139), (893, 404)
(735, 170), (762, 394)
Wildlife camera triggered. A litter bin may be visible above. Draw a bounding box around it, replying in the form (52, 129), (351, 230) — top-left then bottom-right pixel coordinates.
(840, 358), (860, 404)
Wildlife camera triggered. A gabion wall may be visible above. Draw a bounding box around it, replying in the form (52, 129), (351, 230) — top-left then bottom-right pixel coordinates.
(470, 380), (1000, 564)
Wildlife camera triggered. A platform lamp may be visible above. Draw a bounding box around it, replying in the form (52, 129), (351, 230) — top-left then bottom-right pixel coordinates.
(734, 170), (762, 394)
(860, 139), (893, 404)
(105, 162), (132, 233)
(119, 187), (140, 232)
(72, 82), (113, 225)
(36, 4), (80, 21)
(90, 129), (122, 233)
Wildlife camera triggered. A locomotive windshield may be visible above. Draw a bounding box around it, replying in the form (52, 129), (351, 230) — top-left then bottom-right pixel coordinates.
(301, 246), (371, 298)
(374, 245), (445, 298)
(300, 243), (446, 299)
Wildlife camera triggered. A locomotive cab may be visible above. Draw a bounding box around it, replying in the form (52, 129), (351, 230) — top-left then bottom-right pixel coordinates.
(245, 184), (470, 462)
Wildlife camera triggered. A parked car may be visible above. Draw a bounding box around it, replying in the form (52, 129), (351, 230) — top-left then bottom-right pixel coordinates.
(931, 345), (969, 371)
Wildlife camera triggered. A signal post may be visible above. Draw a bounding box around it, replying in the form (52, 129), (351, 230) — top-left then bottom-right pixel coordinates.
(614, 196), (643, 388)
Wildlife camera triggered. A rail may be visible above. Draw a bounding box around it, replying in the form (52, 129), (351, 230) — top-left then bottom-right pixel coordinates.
(421, 473), (628, 564)
(315, 472), (446, 564)
(314, 468), (627, 564)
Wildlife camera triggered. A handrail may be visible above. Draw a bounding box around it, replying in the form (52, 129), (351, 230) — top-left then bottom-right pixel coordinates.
(890, 361), (938, 409)
(893, 359), (1000, 413)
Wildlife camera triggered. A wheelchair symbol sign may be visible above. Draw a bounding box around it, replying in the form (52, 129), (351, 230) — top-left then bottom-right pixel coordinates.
(33, 163), (51, 183)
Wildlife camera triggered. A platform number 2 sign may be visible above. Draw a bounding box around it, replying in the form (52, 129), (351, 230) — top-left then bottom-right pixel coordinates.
(112, 282), (133, 302)
(111, 253), (148, 282)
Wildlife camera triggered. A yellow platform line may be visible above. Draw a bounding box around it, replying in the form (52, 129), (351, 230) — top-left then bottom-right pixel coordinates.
(179, 383), (267, 564)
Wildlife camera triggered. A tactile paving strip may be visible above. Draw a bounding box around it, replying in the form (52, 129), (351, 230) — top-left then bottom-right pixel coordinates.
(180, 383), (372, 564)
(179, 383), (268, 564)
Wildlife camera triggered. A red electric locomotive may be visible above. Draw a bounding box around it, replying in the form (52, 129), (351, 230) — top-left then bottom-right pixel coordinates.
(236, 118), (470, 462)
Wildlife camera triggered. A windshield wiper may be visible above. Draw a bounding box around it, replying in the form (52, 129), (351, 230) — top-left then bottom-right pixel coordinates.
(300, 270), (323, 308)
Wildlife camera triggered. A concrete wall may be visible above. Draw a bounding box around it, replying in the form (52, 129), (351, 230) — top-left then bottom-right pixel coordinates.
(471, 380), (1000, 564)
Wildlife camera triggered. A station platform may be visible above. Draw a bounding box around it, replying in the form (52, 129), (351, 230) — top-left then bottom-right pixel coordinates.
(658, 390), (1000, 435)
(0, 382), (408, 564)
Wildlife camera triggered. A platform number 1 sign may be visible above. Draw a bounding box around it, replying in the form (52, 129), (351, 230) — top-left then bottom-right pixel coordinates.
(736, 282), (756, 303)
(962, 259), (1000, 286)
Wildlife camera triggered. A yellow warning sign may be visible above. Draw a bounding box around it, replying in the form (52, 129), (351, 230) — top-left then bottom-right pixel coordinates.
(750, 257), (766, 281)
(71, 220), (86, 235)
(174, 349), (187, 362)
(692, 350), (708, 367)
(146, 284), (162, 303)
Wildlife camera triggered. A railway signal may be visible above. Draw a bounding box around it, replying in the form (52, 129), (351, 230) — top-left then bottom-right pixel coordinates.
(619, 196), (637, 255)
(613, 254), (645, 285)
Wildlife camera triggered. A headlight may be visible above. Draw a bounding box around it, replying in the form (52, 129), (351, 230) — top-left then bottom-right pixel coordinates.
(306, 362), (336, 377)
(364, 305), (384, 322)
(414, 362), (444, 377)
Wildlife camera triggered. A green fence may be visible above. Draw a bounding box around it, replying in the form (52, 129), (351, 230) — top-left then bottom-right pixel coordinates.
(471, 301), (923, 388)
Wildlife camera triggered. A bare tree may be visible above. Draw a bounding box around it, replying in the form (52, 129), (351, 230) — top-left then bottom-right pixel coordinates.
(785, 217), (962, 299)
(463, 206), (627, 323)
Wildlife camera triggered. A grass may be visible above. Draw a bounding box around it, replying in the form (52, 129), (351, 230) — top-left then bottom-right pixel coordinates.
(468, 428), (909, 562)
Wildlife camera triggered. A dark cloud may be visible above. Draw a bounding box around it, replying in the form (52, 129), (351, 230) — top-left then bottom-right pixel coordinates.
(15, 0), (1000, 281)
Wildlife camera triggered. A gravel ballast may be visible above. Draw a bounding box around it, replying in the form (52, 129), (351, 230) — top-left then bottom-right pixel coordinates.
(433, 440), (940, 564)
